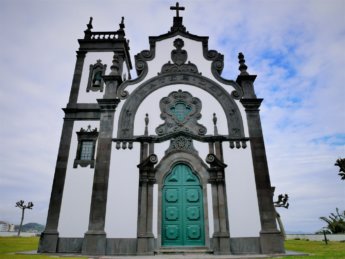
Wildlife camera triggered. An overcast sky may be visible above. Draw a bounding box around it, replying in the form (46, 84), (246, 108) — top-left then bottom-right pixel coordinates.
(0, 0), (344, 234)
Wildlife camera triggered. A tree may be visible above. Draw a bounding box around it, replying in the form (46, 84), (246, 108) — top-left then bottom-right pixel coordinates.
(320, 208), (345, 234)
(335, 158), (345, 180)
(15, 200), (34, 236)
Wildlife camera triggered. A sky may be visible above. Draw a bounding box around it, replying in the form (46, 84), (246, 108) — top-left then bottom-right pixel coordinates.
(0, 0), (344, 234)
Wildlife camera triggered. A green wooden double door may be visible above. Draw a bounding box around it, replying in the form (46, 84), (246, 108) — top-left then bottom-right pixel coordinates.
(162, 163), (205, 246)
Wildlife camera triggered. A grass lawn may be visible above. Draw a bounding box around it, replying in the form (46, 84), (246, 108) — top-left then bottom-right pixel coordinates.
(281, 239), (345, 258)
(1, 236), (345, 258)
(0, 236), (85, 259)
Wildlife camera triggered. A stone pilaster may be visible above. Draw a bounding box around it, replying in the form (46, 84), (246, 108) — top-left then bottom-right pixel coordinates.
(38, 119), (74, 253)
(82, 98), (120, 255)
(240, 98), (285, 254)
(69, 51), (87, 104)
(136, 154), (157, 255)
(206, 153), (231, 254)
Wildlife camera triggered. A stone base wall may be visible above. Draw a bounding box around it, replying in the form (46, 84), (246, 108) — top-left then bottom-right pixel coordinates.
(55, 237), (262, 255)
(57, 238), (137, 255)
(229, 237), (261, 254)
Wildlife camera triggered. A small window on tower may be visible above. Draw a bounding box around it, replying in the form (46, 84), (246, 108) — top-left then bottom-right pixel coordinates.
(74, 125), (98, 168)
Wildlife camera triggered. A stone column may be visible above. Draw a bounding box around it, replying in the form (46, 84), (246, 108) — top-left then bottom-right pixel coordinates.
(240, 98), (285, 254)
(82, 51), (124, 255)
(206, 153), (230, 254)
(68, 51), (87, 104)
(81, 98), (120, 255)
(38, 118), (74, 253)
(136, 154), (157, 255)
(38, 49), (85, 252)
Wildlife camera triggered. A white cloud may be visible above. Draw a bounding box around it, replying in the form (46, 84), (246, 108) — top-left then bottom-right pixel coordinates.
(0, 0), (344, 234)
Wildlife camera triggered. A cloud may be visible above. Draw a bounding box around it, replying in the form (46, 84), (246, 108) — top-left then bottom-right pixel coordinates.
(0, 0), (344, 235)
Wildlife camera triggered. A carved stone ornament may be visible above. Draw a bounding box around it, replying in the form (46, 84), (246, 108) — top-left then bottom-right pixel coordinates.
(155, 90), (207, 136)
(160, 38), (200, 75)
(73, 125), (98, 168)
(166, 136), (198, 155)
(87, 59), (107, 92)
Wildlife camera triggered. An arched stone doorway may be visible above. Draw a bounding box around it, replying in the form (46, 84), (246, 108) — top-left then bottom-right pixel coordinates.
(162, 163), (205, 247)
(155, 151), (211, 252)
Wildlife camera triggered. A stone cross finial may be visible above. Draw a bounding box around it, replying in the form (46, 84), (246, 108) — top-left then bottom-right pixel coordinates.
(170, 2), (185, 17)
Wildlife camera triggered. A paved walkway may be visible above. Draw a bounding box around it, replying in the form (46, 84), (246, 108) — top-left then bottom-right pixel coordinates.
(19, 251), (307, 259)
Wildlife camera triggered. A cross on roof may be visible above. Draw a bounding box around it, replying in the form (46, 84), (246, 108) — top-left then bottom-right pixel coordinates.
(170, 2), (185, 17)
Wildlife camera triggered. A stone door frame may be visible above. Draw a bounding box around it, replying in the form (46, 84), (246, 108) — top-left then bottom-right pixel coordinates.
(155, 151), (211, 251)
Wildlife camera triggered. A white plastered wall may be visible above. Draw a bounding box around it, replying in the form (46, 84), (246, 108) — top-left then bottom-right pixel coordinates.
(58, 120), (99, 237)
(59, 35), (261, 238)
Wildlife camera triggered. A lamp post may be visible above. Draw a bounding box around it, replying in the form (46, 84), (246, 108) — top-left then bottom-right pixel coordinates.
(15, 200), (34, 236)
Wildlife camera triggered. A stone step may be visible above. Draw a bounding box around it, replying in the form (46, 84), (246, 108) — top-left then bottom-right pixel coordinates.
(155, 247), (213, 254)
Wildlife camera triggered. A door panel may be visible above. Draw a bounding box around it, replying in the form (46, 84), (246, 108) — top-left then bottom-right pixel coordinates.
(162, 164), (205, 246)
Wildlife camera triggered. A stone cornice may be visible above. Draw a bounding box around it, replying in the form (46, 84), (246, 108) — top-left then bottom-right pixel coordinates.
(97, 98), (120, 111)
(240, 98), (263, 111)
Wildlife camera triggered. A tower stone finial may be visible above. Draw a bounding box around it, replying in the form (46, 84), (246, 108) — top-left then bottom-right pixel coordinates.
(119, 16), (125, 30)
(213, 113), (218, 135)
(87, 17), (93, 31)
(84, 17), (93, 39)
(144, 113), (149, 136)
(109, 53), (121, 76)
(238, 52), (249, 75)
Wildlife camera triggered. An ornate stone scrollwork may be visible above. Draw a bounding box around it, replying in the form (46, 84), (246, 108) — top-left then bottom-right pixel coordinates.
(155, 90), (207, 136)
(165, 136), (198, 155)
(87, 60), (107, 92)
(160, 38), (200, 75)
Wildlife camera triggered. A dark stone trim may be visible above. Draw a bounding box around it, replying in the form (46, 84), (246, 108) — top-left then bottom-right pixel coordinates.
(82, 95), (120, 255)
(77, 39), (132, 70)
(114, 131), (249, 144)
(73, 127), (99, 169)
(63, 103), (100, 120)
(154, 151), (211, 251)
(38, 119), (74, 253)
(240, 98), (263, 111)
(117, 31), (242, 100)
(68, 51), (87, 104)
(97, 98), (120, 111)
(240, 98), (285, 254)
(116, 73), (245, 145)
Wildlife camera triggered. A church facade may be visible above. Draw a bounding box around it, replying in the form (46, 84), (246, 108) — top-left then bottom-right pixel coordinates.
(39, 3), (285, 256)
